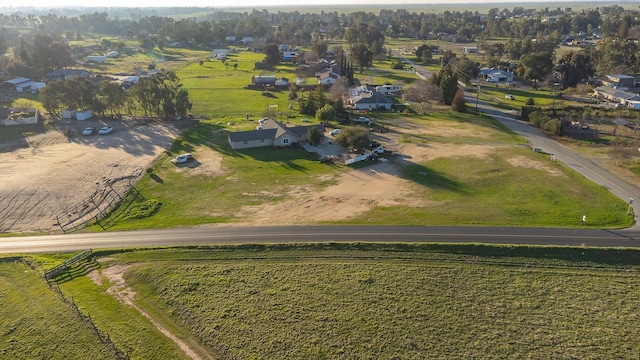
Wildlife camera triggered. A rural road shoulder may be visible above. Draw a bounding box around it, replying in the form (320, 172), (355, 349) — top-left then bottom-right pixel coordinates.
(474, 97), (640, 229)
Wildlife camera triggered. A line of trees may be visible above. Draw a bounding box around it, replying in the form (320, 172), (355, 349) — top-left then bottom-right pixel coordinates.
(39, 70), (191, 120)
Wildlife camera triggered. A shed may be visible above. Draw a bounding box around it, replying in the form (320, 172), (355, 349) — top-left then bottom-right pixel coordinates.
(76, 109), (92, 121)
(62, 108), (76, 119)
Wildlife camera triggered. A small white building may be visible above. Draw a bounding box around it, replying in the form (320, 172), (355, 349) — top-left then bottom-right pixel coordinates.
(211, 49), (228, 59)
(62, 108), (76, 119)
(87, 55), (107, 62)
(76, 109), (92, 121)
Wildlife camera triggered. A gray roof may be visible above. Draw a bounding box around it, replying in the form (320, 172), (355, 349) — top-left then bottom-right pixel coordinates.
(608, 74), (635, 80)
(228, 128), (277, 142)
(228, 119), (323, 143)
(5, 77), (30, 85)
(352, 93), (392, 105)
(594, 86), (639, 100)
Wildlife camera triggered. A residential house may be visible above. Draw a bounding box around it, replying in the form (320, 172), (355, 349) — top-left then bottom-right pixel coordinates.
(227, 119), (322, 150)
(593, 86), (640, 108)
(249, 76), (289, 89)
(46, 69), (90, 81)
(485, 69), (513, 83)
(282, 51), (299, 61)
(347, 85), (393, 111)
(317, 71), (339, 86)
(602, 74), (636, 90)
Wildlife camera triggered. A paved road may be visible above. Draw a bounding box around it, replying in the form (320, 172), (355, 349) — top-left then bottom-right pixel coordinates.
(472, 97), (640, 228)
(1, 226), (640, 254)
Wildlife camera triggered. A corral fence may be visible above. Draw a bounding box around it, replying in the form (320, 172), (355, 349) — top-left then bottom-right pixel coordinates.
(44, 249), (94, 280)
(55, 167), (143, 233)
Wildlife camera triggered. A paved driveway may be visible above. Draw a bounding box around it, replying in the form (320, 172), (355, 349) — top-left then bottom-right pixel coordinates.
(303, 136), (346, 158)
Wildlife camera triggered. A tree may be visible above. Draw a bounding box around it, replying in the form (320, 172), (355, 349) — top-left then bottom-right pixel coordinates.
(263, 43), (280, 67)
(131, 69), (189, 120)
(312, 40), (328, 58)
(403, 79), (441, 114)
(306, 126), (323, 145)
(454, 58), (479, 83)
(101, 81), (127, 115)
(175, 88), (192, 118)
(315, 104), (336, 125)
(439, 66), (459, 106)
(556, 51), (593, 88)
(334, 126), (370, 150)
(350, 43), (373, 73)
(519, 51), (554, 89)
(451, 89), (467, 113)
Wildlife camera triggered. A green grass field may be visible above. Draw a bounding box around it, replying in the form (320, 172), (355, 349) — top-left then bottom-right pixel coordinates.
(91, 108), (632, 231)
(51, 244), (639, 359)
(0, 259), (114, 360)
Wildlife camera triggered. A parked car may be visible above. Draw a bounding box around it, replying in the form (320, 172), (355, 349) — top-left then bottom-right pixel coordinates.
(82, 127), (93, 136)
(171, 153), (194, 164)
(353, 116), (373, 125)
(98, 126), (113, 135)
(505, 94), (515, 100)
(330, 129), (342, 136)
(372, 145), (385, 154)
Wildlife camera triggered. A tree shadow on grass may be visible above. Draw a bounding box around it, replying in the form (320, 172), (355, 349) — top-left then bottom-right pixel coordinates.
(400, 162), (467, 193)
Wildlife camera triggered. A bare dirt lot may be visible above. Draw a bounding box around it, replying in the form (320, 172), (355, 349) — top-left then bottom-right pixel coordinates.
(0, 118), (181, 234)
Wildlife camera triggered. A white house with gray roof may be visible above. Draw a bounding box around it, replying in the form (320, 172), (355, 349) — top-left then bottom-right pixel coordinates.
(228, 119), (322, 150)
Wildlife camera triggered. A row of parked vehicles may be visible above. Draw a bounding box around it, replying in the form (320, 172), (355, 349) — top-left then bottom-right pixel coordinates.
(82, 126), (113, 136)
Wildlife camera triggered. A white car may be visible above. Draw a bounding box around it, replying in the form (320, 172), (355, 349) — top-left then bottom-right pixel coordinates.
(505, 94), (515, 100)
(82, 127), (93, 136)
(372, 145), (385, 154)
(353, 116), (373, 125)
(98, 126), (113, 135)
(330, 129), (341, 136)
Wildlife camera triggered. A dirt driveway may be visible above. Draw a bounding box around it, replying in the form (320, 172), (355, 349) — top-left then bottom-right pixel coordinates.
(0, 118), (180, 234)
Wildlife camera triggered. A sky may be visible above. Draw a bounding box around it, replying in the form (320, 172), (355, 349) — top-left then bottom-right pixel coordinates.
(5, 0), (587, 10)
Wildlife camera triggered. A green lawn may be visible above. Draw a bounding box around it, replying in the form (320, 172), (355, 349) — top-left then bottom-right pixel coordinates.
(80, 244), (640, 359)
